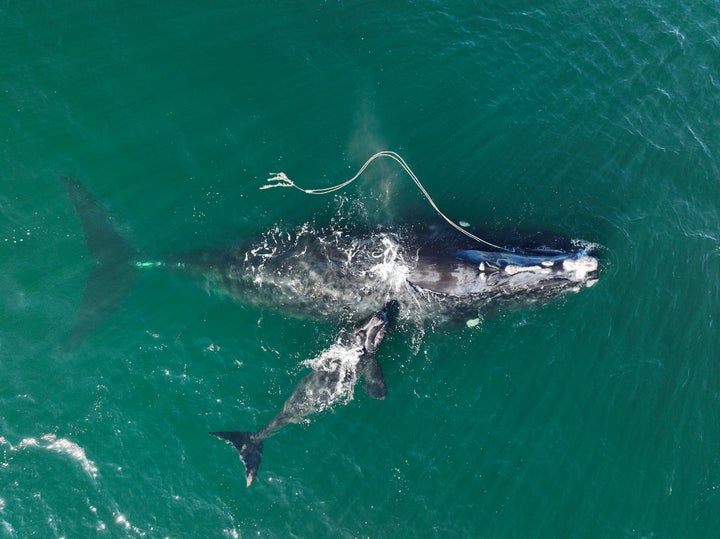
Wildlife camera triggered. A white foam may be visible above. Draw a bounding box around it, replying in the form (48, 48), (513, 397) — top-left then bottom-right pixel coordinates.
(1, 520), (13, 536)
(42, 434), (99, 479)
(367, 235), (410, 290)
(301, 343), (365, 410)
(17, 437), (40, 450)
(6, 434), (98, 479)
(115, 514), (131, 529)
(112, 512), (145, 535)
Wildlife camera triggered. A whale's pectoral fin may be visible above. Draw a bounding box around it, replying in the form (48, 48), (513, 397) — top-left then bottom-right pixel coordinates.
(362, 355), (387, 400)
(61, 177), (137, 348)
(359, 300), (399, 400)
(210, 431), (263, 487)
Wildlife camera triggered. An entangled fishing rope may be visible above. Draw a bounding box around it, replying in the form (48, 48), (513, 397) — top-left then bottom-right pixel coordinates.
(261, 150), (508, 251)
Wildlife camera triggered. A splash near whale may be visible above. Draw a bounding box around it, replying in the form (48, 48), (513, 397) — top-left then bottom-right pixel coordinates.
(62, 151), (599, 485)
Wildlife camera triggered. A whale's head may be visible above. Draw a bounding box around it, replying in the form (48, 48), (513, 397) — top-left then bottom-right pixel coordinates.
(354, 300), (400, 354)
(458, 243), (600, 298)
(407, 240), (600, 307)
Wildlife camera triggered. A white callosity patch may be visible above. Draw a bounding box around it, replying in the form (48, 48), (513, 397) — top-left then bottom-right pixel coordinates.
(562, 254), (599, 283)
(503, 264), (550, 276)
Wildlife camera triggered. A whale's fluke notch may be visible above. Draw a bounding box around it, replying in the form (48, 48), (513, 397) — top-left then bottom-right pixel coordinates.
(61, 177), (137, 347)
(210, 431), (263, 487)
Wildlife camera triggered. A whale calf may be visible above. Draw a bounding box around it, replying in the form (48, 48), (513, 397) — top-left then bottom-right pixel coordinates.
(211, 300), (399, 487)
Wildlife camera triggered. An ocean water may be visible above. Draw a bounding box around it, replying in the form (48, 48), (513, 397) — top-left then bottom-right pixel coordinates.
(2, 2), (719, 537)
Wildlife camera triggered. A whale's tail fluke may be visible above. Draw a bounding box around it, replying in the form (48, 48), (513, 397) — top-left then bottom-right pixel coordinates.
(61, 177), (137, 347)
(210, 431), (263, 487)
(362, 355), (388, 399)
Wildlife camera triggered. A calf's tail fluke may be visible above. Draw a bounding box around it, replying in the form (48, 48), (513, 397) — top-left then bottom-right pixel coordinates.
(61, 177), (137, 347)
(210, 431), (263, 487)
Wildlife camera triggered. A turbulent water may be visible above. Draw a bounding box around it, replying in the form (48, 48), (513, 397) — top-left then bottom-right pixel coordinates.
(2, 2), (720, 538)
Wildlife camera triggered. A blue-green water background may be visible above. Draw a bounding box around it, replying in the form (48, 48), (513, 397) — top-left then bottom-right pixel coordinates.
(2, 2), (719, 537)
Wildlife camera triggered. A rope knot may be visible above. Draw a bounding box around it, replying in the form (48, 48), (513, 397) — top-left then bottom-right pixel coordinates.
(260, 172), (295, 190)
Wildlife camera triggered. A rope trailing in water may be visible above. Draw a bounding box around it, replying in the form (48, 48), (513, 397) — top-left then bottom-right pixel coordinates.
(261, 150), (508, 251)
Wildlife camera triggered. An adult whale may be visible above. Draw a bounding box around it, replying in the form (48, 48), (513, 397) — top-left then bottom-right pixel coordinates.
(211, 300), (399, 487)
(61, 177), (599, 342)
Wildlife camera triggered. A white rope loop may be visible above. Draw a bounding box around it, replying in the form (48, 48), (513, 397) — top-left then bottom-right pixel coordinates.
(262, 150), (508, 251)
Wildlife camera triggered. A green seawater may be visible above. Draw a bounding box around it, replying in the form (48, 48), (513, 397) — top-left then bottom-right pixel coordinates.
(2, 2), (719, 537)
